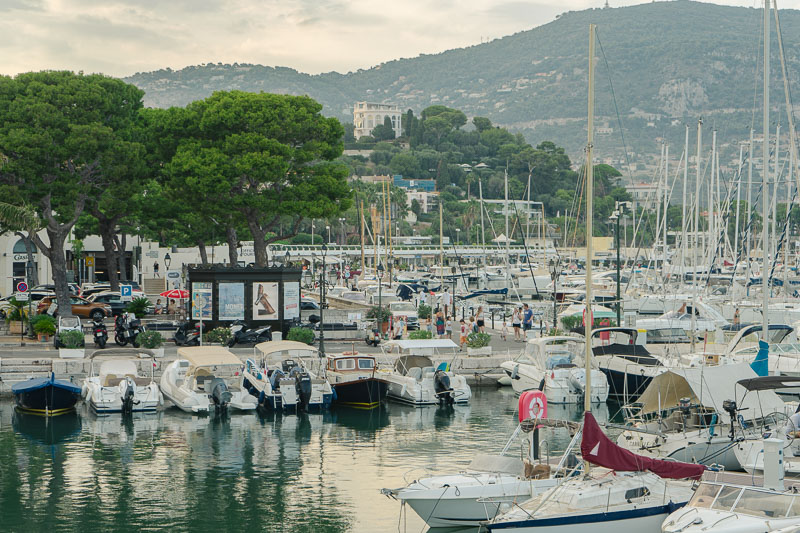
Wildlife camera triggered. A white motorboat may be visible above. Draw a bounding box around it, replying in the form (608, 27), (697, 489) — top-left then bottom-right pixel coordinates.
(592, 327), (668, 401)
(663, 440), (800, 533)
(241, 340), (333, 411)
(617, 364), (788, 471)
(382, 397), (577, 528)
(501, 336), (609, 404)
(383, 354), (471, 405)
(486, 411), (701, 532)
(160, 346), (257, 413)
(636, 300), (728, 340)
(82, 348), (162, 413)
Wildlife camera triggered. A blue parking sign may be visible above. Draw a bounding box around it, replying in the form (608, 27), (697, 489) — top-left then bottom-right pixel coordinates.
(120, 285), (132, 301)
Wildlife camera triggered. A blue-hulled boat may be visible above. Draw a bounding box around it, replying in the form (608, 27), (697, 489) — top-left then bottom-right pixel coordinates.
(12, 373), (82, 416)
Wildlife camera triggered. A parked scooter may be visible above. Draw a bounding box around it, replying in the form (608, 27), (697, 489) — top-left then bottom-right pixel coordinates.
(227, 321), (272, 347)
(92, 316), (108, 349)
(364, 320), (381, 347)
(114, 312), (144, 347)
(173, 321), (201, 346)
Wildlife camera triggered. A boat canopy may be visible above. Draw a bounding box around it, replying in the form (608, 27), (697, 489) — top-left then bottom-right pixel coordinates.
(88, 347), (156, 359)
(254, 340), (318, 358)
(383, 339), (459, 352)
(177, 346), (242, 367)
(394, 355), (434, 375)
(11, 374), (81, 395)
(736, 375), (800, 391)
(98, 359), (138, 378)
(636, 363), (785, 420)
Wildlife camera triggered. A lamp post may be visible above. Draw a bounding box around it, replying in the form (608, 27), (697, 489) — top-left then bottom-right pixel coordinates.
(164, 253), (171, 270)
(609, 210), (621, 326)
(377, 262), (385, 335)
(319, 244), (328, 356)
(549, 258), (560, 333)
(326, 225), (331, 245)
(456, 228), (461, 246)
(284, 250), (291, 267)
(338, 217), (346, 245)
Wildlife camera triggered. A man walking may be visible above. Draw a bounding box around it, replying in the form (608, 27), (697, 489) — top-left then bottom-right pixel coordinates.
(442, 288), (452, 319)
(522, 303), (533, 338)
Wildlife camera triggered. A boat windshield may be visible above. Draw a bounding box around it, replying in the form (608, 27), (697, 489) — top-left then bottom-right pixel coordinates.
(710, 485), (741, 510)
(358, 358), (374, 369)
(688, 483), (721, 508)
(733, 489), (796, 518)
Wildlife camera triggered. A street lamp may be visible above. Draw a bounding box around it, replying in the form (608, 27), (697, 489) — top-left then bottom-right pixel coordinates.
(456, 228), (461, 246)
(549, 258), (560, 333)
(319, 244), (328, 356)
(338, 217), (346, 245)
(164, 253), (171, 270)
(284, 250), (291, 267)
(326, 225), (331, 244)
(377, 262), (385, 335)
(609, 210), (621, 326)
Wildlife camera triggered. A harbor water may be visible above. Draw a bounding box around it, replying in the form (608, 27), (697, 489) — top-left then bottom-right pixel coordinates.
(0, 389), (616, 532)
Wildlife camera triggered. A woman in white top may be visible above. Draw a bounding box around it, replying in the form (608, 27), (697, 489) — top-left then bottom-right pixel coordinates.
(512, 308), (522, 341)
(476, 306), (485, 333)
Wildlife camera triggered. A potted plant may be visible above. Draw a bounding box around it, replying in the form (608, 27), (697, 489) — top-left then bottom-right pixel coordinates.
(204, 327), (232, 346)
(57, 329), (86, 359)
(137, 330), (165, 357)
(466, 332), (492, 356)
(126, 297), (153, 318)
(32, 315), (56, 342)
(366, 305), (392, 333)
(409, 330), (432, 340)
(5, 297), (27, 335)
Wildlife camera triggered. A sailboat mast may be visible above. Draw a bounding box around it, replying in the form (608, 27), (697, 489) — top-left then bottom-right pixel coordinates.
(359, 200), (366, 271)
(734, 143), (744, 264)
(505, 167), (510, 291)
(763, 0), (771, 337)
(664, 143), (669, 277)
(693, 119), (702, 294)
(479, 178), (486, 288)
(746, 128), (755, 294)
(681, 126), (689, 273)
(773, 123), (780, 263)
(584, 23), (595, 416)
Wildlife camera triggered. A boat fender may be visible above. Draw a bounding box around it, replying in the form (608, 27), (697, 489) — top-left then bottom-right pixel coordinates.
(709, 414), (717, 436)
(510, 364), (519, 380)
(331, 388), (337, 402)
(259, 390), (265, 403)
(81, 384), (88, 399)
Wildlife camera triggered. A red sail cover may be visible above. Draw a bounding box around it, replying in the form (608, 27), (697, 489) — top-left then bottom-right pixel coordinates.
(580, 412), (706, 480)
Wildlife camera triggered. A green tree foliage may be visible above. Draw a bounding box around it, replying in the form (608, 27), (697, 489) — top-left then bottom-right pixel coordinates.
(371, 116), (396, 141)
(0, 71), (144, 313)
(155, 91), (352, 266)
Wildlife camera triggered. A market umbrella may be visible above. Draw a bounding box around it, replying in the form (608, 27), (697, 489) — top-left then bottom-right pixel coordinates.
(160, 289), (189, 299)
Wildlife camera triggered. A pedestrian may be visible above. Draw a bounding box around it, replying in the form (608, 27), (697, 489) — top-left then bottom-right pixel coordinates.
(435, 311), (445, 338)
(154, 261), (160, 277)
(419, 289), (427, 307)
(522, 303), (533, 338)
(470, 316), (478, 333)
(445, 316), (453, 339)
(459, 319), (468, 350)
(512, 307), (522, 341)
(426, 317), (434, 336)
(154, 298), (163, 315)
(476, 305), (485, 333)
(167, 299), (177, 315)
(442, 288), (452, 319)
(393, 317), (404, 339)
(501, 317), (509, 342)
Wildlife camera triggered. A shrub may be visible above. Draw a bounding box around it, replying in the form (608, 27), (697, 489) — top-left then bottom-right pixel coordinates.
(366, 305), (392, 323)
(33, 318), (56, 336)
(408, 330), (432, 340)
(287, 327), (315, 345)
(126, 297), (152, 318)
(560, 315), (581, 331)
(204, 327), (232, 344)
(417, 303), (432, 320)
(137, 330), (164, 349)
(5, 297), (28, 322)
(466, 332), (491, 348)
(58, 329), (85, 349)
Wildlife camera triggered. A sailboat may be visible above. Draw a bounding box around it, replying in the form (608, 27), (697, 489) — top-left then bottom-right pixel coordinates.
(486, 23), (703, 533)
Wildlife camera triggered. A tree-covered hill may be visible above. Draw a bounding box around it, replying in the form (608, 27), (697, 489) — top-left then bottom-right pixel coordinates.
(124, 1), (799, 160)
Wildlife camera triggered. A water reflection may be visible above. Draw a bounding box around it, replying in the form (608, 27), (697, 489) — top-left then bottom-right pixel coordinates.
(1, 387), (591, 532)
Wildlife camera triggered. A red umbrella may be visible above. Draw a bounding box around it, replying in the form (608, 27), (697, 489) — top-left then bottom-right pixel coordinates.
(160, 289), (189, 299)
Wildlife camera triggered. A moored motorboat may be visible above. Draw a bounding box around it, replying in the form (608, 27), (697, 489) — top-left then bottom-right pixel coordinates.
(326, 353), (388, 408)
(384, 354), (471, 406)
(82, 349), (162, 413)
(12, 373), (82, 416)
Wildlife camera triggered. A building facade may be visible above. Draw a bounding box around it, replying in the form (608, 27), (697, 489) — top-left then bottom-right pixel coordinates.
(353, 102), (402, 139)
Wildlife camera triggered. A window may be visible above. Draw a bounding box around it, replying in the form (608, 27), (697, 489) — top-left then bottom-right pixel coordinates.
(733, 489), (793, 518)
(710, 485), (741, 511)
(336, 359), (355, 370)
(624, 487), (650, 500)
(358, 359), (374, 369)
(689, 483), (721, 509)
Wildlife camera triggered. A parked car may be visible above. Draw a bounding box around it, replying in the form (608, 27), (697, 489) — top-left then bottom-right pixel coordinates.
(0, 291), (54, 318)
(37, 296), (112, 320)
(32, 283), (79, 296)
(300, 299), (320, 311)
(388, 301), (420, 330)
(87, 291), (131, 317)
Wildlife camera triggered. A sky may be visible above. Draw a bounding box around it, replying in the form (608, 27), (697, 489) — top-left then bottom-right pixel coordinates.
(0, 0), (769, 78)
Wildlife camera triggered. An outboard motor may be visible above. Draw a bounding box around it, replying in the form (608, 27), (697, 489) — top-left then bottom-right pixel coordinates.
(433, 369), (454, 405)
(210, 378), (232, 410)
(120, 376), (137, 414)
(295, 372), (313, 411)
(723, 399), (739, 439)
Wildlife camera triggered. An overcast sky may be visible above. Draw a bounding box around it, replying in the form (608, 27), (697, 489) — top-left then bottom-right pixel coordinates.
(0, 0), (768, 78)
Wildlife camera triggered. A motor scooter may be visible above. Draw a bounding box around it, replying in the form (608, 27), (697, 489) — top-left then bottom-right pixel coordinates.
(173, 321), (201, 346)
(364, 320), (381, 347)
(92, 316), (108, 348)
(227, 321), (272, 347)
(114, 312), (143, 347)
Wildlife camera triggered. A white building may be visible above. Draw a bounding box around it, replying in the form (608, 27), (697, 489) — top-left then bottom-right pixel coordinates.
(406, 190), (438, 214)
(625, 182), (667, 211)
(353, 102), (402, 140)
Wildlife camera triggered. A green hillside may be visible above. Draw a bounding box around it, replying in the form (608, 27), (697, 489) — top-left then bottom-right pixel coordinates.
(124, 1), (799, 160)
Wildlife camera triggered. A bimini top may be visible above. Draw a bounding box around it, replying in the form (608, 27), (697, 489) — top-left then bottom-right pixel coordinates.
(736, 375), (800, 391)
(383, 339), (459, 351)
(254, 340), (318, 357)
(636, 363), (785, 420)
(12, 374), (81, 395)
(177, 346), (242, 367)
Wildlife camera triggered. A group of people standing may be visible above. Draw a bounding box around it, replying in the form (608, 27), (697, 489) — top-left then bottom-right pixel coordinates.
(509, 303), (534, 342)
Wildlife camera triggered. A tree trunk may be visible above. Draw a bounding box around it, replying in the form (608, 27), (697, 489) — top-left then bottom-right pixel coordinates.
(198, 240), (209, 265)
(226, 225), (239, 266)
(99, 224), (120, 291)
(46, 228), (73, 317)
(249, 223), (269, 267)
(16, 232), (40, 286)
(116, 233), (128, 281)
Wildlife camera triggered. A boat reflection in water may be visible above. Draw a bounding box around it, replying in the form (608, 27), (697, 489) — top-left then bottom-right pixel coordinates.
(12, 408), (82, 447)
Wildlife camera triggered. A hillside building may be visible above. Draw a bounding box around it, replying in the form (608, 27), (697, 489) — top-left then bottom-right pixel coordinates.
(353, 102), (402, 139)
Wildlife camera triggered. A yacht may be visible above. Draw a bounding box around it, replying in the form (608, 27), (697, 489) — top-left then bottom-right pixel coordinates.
(82, 348), (162, 413)
(160, 346), (257, 413)
(384, 354), (471, 405)
(241, 340), (333, 411)
(501, 336), (609, 404)
(592, 327), (667, 402)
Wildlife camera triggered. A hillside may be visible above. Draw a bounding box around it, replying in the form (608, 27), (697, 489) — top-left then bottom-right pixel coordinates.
(124, 1), (800, 161)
